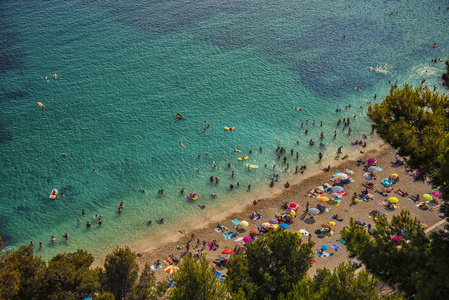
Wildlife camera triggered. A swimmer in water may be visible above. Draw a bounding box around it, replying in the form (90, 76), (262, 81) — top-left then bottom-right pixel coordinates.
(211, 193), (216, 197)
(119, 201), (125, 208)
(179, 142), (186, 148)
(60, 153), (67, 157)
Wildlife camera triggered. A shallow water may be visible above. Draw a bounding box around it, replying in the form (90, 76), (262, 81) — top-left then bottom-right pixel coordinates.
(0, 0), (447, 259)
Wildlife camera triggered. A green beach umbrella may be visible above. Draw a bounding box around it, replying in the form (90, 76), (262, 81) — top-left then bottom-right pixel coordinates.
(423, 194), (433, 201)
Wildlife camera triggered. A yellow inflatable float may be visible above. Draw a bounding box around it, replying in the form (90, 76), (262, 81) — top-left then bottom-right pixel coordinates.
(224, 126), (235, 131)
(37, 102), (45, 108)
(238, 156), (249, 161)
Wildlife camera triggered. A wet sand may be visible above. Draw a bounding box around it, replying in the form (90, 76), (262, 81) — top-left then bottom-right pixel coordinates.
(92, 142), (442, 282)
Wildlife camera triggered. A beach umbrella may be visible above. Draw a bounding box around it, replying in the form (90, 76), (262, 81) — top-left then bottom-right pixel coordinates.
(391, 173), (399, 178)
(231, 219), (240, 226)
(243, 236), (252, 243)
(388, 197), (399, 203)
(321, 245), (328, 250)
(288, 202), (299, 210)
(336, 173), (349, 180)
(317, 196), (330, 203)
(432, 191), (442, 198)
(367, 158), (377, 164)
(332, 186), (344, 193)
(279, 223), (290, 229)
(288, 210), (297, 217)
(368, 166), (378, 173)
(423, 194), (433, 201)
(222, 249), (234, 255)
(164, 265), (179, 275)
(321, 224), (330, 228)
(262, 222), (270, 227)
(250, 229), (259, 234)
(240, 221), (249, 228)
(283, 215), (292, 222)
(234, 237), (244, 242)
(328, 221), (336, 226)
(309, 208), (320, 215)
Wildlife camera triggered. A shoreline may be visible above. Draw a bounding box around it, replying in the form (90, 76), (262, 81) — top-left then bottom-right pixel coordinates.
(93, 137), (443, 279)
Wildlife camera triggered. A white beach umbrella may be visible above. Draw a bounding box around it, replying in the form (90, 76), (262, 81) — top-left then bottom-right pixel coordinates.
(336, 173), (349, 180)
(368, 166), (378, 173)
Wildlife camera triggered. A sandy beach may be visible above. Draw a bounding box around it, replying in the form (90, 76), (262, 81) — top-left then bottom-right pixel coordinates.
(92, 142), (442, 282)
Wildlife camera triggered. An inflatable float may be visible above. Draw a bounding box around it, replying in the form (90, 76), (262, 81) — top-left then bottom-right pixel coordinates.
(224, 126), (235, 131)
(187, 192), (198, 200)
(37, 102), (45, 108)
(49, 189), (58, 199)
(246, 164), (259, 170)
(238, 156), (249, 161)
(176, 113), (185, 120)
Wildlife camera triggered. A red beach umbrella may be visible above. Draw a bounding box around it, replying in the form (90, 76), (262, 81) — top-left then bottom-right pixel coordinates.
(222, 249), (234, 255)
(288, 202), (299, 210)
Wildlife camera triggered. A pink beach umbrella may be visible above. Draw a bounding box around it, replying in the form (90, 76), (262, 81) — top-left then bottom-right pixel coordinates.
(367, 158), (377, 164)
(288, 202), (299, 210)
(432, 192), (442, 198)
(243, 236), (252, 243)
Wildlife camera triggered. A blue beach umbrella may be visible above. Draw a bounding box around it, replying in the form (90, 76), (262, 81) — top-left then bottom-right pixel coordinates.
(332, 186), (344, 193)
(321, 245), (328, 250)
(279, 223), (290, 229)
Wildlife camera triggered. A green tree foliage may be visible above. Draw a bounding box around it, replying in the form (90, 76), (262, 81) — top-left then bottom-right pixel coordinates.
(282, 262), (389, 300)
(367, 84), (449, 217)
(226, 229), (313, 299)
(133, 263), (160, 300)
(168, 254), (228, 300)
(341, 210), (449, 299)
(0, 245), (46, 300)
(42, 249), (100, 300)
(103, 246), (139, 300)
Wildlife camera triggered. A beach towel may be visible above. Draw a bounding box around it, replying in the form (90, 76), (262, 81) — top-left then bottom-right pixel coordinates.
(377, 167), (384, 172)
(311, 259), (317, 264)
(363, 173), (372, 180)
(251, 216), (264, 221)
(330, 243), (343, 251)
(214, 228), (223, 233)
(333, 193), (342, 199)
(331, 172), (342, 178)
(345, 169), (354, 174)
(329, 199), (342, 206)
(377, 201), (388, 206)
(222, 233), (230, 240)
(320, 252), (330, 258)
(338, 192), (348, 196)
(337, 238), (347, 245)
(150, 264), (162, 271)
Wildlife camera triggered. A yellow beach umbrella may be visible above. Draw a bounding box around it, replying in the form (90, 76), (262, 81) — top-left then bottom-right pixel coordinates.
(317, 196), (330, 203)
(240, 221), (249, 228)
(391, 173), (399, 178)
(328, 221), (336, 226)
(388, 197), (399, 203)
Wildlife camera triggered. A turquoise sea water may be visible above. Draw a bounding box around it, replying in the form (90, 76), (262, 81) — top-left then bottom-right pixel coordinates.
(0, 0), (448, 259)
